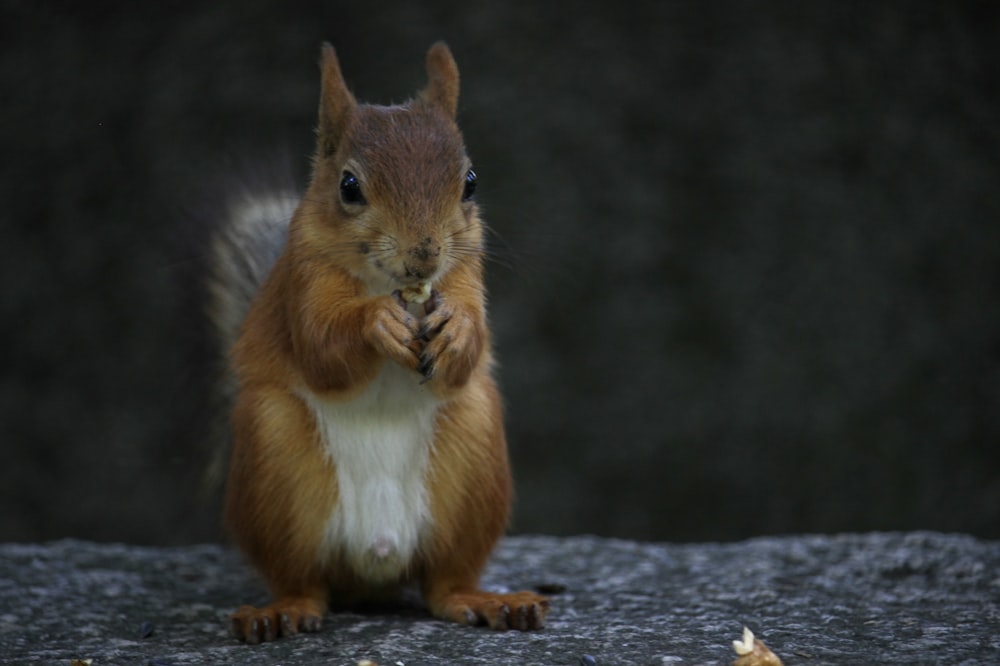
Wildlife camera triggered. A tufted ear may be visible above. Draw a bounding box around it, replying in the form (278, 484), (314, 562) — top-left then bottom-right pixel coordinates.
(317, 43), (356, 156)
(421, 42), (460, 119)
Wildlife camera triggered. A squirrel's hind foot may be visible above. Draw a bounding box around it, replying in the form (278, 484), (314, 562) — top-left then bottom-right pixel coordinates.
(230, 597), (324, 644)
(431, 590), (549, 631)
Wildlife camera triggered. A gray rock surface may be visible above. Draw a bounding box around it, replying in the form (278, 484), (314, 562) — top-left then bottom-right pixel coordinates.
(1, 532), (998, 665)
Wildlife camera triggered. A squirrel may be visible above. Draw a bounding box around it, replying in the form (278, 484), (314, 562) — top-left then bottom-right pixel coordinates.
(208, 42), (549, 644)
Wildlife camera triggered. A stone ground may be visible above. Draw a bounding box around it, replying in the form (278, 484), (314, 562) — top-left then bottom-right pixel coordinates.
(0, 532), (998, 665)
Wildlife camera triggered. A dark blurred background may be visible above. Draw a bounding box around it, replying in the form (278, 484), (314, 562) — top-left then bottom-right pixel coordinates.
(2, 1), (998, 545)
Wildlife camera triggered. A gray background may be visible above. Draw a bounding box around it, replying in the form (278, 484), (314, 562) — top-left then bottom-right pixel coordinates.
(2, 1), (998, 545)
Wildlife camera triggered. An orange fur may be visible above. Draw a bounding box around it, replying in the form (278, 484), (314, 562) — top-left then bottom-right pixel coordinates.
(223, 42), (548, 644)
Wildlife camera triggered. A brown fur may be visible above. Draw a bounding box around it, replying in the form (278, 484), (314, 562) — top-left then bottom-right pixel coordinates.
(223, 42), (548, 643)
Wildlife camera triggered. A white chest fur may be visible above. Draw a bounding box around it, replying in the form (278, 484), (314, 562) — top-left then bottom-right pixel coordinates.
(302, 363), (439, 583)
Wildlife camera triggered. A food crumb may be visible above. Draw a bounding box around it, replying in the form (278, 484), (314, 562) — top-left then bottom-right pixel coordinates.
(732, 626), (783, 666)
(400, 281), (432, 304)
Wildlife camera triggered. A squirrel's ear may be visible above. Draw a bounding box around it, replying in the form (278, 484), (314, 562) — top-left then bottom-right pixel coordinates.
(318, 43), (356, 157)
(421, 42), (460, 119)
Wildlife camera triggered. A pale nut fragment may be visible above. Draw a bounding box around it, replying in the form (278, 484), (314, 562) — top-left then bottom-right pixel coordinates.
(400, 281), (432, 304)
(732, 626), (783, 666)
(733, 626), (756, 656)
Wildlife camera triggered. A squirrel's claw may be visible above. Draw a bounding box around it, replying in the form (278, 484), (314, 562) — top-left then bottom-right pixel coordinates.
(417, 353), (435, 383)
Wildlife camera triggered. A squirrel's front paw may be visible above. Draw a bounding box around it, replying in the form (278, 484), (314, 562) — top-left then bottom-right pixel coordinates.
(415, 292), (482, 388)
(363, 295), (422, 371)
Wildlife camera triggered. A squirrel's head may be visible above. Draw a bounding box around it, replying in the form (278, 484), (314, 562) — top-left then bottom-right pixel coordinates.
(294, 42), (482, 295)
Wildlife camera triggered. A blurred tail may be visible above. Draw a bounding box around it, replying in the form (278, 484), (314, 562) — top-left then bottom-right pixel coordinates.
(203, 186), (298, 488)
(207, 190), (298, 354)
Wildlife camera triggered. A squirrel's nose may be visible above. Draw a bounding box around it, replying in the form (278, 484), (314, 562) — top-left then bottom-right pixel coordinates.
(408, 240), (441, 263)
(404, 239), (442, 279)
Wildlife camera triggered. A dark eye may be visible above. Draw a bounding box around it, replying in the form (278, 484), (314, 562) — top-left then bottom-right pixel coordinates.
(462, 168), (477, 202)
(340, 171), (366, 206)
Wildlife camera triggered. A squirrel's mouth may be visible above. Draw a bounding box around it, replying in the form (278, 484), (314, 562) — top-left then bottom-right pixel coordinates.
(401, 262), (438, 283)
(362, 261), (439, 299)
(388, 260), (443, 289)
(384, 271), (432, 289)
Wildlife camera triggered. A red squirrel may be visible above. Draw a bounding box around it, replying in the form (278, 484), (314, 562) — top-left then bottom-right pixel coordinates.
(215, 42), (549, 643)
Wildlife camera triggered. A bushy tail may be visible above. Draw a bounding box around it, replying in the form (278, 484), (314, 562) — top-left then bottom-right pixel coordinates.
(207, 190), (298, 354)
(203, 187), (298, 488)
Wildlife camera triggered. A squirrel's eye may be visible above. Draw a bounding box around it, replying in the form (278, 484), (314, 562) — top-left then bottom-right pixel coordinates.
(462, 168), (477, 202)
(339, 171), (366, 206)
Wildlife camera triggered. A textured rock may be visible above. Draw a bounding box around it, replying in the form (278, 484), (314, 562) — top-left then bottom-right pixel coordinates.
(1, 532), (998, 665)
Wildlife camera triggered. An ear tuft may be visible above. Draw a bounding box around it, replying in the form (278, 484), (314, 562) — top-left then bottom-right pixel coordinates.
(422, 42), (460, 119)
(318, 42), (356, 156)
